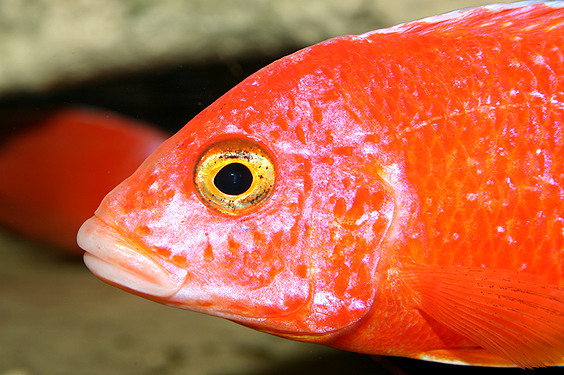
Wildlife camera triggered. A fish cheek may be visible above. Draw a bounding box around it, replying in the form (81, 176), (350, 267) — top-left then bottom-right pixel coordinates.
(171, 210), (311, 320)
(218, 225), (298, 287)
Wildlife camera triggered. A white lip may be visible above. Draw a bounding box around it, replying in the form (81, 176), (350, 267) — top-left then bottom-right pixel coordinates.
(77, 216), (182, 298)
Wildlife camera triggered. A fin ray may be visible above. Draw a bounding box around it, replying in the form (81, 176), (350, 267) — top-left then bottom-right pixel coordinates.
(404, 264), (564, 368)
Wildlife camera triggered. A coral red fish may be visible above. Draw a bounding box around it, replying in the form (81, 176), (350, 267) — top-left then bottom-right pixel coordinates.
(78, 2), (564, 368)
(0, 107), (166, 255)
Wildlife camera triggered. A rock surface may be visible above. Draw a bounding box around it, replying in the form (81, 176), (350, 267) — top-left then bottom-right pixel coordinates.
(1, 0), (496, 94)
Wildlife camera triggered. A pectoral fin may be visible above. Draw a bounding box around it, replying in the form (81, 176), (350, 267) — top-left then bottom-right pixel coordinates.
(404, 264), (564, 368)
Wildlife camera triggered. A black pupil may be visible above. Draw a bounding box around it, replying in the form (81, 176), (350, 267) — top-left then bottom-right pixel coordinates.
(214, 163), (253, 195)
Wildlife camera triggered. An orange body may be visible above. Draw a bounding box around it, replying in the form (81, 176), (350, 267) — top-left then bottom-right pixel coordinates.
(0, 107), (166, 254)
(78, 3), (564, 368)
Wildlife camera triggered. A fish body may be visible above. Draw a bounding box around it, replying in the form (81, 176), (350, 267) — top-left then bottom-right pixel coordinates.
(78, 2), (564, 368)
(0, 107), (166, 254)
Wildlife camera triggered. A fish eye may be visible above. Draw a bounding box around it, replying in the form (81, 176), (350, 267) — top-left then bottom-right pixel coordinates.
(194, 138), (275, 215)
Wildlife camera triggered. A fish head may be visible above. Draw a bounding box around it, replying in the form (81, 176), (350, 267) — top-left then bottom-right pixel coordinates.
(78, 49), (398, 342)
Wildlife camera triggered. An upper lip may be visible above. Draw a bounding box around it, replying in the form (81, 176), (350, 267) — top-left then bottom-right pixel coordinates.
(77, 216), (183, 298)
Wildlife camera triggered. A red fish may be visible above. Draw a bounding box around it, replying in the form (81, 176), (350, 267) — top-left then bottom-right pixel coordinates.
(0, 107), (166, 255)
(78, 2), (564, 368)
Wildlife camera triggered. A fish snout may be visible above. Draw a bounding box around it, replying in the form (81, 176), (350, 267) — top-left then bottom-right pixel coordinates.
(77, 216), (183, 298)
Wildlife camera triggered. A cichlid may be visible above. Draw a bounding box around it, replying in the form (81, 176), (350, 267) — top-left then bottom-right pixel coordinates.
(0, 107), (166, 254)
(78, 2), (564, 368)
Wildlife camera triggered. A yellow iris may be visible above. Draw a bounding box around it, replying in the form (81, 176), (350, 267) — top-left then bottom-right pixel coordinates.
(194, 138), (276, 215)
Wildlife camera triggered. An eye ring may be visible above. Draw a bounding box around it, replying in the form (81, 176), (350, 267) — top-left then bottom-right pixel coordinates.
(194, 138), (276, 215)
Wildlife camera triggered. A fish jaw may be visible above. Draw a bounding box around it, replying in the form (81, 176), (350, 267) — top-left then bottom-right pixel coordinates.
(78, 216), (183, 298)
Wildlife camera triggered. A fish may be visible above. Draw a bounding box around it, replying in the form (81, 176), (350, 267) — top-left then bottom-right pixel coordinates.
(78, 1), (564, 368)
(0, 107), (166, 255)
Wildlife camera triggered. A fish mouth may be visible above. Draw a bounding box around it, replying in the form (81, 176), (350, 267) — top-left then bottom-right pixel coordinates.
(77, 216), (182, 298)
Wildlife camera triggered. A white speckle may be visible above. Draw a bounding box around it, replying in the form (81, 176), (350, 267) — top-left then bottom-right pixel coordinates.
(505, 178), (516, 190)
(519, 263), (528, 271)
(223, 124), (241, 133)
(313, 292), (338, 307)
(533, 54), (545, 65)
(349, 299), (367, 311)
(466, 193), (478, 202)
(530, 90), (545, 99)
(452, 233), (459, 240)
(497, 226), (505, 233)
(148, 180), (159, 192)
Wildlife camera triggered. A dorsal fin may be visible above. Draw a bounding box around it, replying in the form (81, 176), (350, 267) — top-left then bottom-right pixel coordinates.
(403, 264), (564, 368)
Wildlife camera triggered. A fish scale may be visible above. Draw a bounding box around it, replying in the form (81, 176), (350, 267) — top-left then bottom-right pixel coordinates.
(78, 2), (564, 368)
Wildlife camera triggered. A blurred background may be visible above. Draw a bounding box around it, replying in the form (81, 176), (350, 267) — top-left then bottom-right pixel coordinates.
(1, 1), (560, 374)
